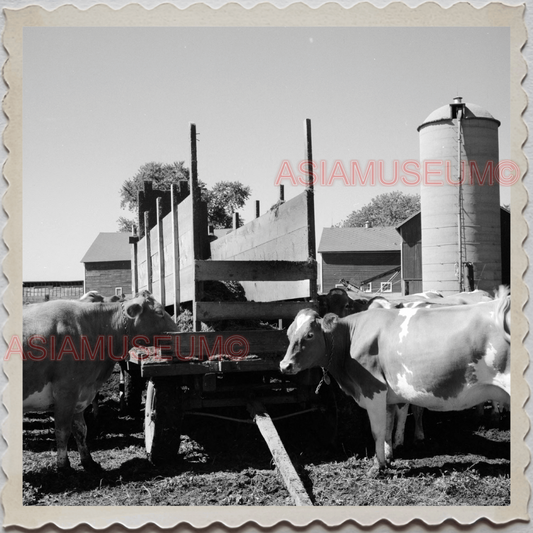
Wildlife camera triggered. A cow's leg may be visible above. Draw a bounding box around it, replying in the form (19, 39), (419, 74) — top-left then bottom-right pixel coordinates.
(393, 403), (409, 450)
(384, 404), (396, 464)
(53, 404), (75, 473)
(364, 392), (389, 477)
(489, 401), (505, 426)
(412, 405), (425, 445)
(72, 411), (102, 473)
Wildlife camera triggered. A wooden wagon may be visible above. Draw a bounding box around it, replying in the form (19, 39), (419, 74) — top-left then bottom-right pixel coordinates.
(126, 121), (323, 505)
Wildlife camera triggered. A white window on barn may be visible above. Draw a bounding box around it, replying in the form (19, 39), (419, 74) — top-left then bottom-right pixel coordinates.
(115, 287), (123, 296)
(381, 282), (392, 293)
(362, 283), (372, 293)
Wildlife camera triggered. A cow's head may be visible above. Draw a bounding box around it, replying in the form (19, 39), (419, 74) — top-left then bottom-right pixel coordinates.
(80, 290), (105, 303)
(317, 288), (356, 318)
(280, 309), (339, 375)
(123, 291), (179, 340)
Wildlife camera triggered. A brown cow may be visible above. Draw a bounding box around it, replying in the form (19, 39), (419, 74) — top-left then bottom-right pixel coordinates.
(318, 288), (369, 317)
(23, 291), (178, 472)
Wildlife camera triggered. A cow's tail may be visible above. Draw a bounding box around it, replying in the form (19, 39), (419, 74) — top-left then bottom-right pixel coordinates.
(495, 285), (511, 343)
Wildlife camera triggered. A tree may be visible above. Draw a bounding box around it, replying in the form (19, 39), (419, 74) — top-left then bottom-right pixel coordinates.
(119, 161), (190, 214)
(117, 162), (251, 230)
(202, 181), (251, 229)
(117, 217), (135, 233)
(340, 191), (420, 228)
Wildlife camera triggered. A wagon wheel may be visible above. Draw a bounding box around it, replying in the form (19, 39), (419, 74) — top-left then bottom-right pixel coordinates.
(144, 378), (182, 465)
(123, 364), (144, 417)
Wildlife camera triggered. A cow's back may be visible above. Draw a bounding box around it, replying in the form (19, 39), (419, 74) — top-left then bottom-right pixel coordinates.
(346, 300), (510, 411)
(23, 300), (120, 411)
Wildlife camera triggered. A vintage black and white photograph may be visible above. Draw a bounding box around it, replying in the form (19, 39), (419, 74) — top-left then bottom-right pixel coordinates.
(1, 1), (529, 529)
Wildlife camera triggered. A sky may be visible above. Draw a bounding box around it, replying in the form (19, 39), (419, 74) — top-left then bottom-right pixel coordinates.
(23, 26), (511, 281)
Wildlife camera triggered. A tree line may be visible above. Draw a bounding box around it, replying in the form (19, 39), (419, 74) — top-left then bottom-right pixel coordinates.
(118, 161), (421, 232)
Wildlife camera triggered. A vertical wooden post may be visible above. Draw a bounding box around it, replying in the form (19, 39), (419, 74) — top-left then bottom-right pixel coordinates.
(279, 184), (285, 202)
(137, 188), (145, 239)
(255, 200), (260, 219)
(144, 211), (153, 294)
(190, 123), (202, 331)
(233, 212), (240, 230)
(156, 197), (166, 306)
(304, 118), (317, 301)
(130, 227), (139, 297)
(171, 183), (181, 322)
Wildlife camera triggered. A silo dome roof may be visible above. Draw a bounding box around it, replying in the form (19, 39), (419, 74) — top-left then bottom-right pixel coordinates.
(418, 102), (500, 130)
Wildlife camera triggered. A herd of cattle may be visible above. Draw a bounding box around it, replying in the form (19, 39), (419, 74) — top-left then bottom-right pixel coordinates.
(22, 284), (510, 478)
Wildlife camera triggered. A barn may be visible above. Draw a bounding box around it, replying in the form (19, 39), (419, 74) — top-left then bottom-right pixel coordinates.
(81, 232), (132, 299)
(22, 280), (85, 305)
(318, 226), (401, 294)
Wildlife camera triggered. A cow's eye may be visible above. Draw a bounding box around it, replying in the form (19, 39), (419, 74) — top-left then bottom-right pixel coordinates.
(307, 331), (314, 339)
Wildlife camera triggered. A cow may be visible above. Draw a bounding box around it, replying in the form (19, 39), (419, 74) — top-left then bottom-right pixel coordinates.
(80, 291), (125, 303)
(318, 288), (363, 318)
(279, 287), (510, 476)
(23, 291), (179, 473)
(390, 289), (500, 449)
(317, 288), (376, 318)
(369, 290), (492, 311)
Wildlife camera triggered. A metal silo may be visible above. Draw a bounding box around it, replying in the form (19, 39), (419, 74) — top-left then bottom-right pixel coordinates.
(417, 97), (501, 295)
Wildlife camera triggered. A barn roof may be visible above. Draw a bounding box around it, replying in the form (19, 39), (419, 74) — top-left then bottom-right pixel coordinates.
(318, 227), (401, 253)
(81, 232), (131, 263)
(395, 207), (509, 233)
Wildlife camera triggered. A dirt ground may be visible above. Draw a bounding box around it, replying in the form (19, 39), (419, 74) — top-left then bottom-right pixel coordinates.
(23, 366), (510, 506)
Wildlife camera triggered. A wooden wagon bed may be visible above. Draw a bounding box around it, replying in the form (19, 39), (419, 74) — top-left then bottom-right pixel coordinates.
(126, 121), (320, 506)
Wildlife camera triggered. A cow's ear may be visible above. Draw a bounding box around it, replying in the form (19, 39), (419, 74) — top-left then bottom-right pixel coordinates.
(320, 313), (339, 333)
(124, 300), (144, 319)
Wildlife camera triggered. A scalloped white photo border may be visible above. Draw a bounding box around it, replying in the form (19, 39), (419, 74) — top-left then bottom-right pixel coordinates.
(1, 2), (529, 529)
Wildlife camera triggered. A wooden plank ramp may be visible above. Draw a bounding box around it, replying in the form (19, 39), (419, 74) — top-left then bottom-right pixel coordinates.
(247, 400), (313, 506)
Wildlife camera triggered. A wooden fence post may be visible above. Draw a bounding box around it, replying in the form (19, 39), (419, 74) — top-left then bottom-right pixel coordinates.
(130, 226), (139, 297)
(304, 118), (317, 301)
(171, 183), (181, 322)
(156, 197), (166, 306)
(144, 211), (153, 294)
(190, 123), (203, 331)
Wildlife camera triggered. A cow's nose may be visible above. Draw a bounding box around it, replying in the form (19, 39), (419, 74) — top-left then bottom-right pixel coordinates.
(279, 360), (293, 374)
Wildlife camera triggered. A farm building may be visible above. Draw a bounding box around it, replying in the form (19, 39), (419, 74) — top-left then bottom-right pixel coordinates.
(81, 232), (132, 298)
(23, 280), (85, 305)
(318, 226), (401, 294)
(396, 207), (510, 295)
(416, 97), (504, 294)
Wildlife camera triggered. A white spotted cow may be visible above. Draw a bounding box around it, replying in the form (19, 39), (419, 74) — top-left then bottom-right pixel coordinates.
(23, 291), (179, 472)
(389, 289), (501, 450)
(280, 287), (510, 475)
